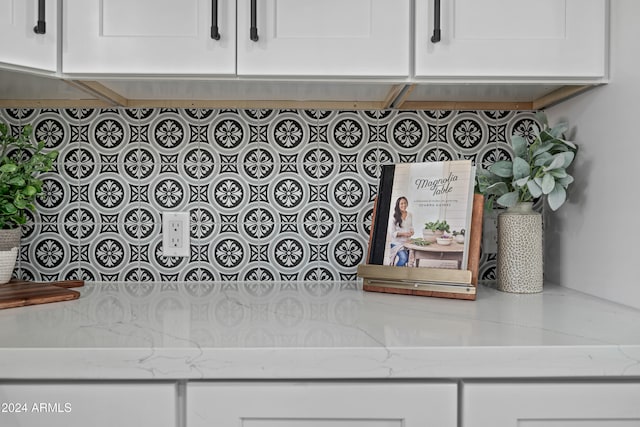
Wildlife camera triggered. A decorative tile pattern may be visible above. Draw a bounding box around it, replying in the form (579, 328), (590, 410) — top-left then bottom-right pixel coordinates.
(0, 108), (543, 282)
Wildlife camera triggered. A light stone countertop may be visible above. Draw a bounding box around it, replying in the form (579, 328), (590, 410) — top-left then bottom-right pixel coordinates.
(1, 281), (639, 380)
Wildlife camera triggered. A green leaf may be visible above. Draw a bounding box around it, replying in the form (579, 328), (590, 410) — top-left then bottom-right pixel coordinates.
(511, 135), (528, 158)
(0, 163), (17, 173)
(496, 191), (519, 208)
(512, 157), (530, 180)
(22, 185), (37, 196)
(7, 177), (26, 187)
(530, 122), (542, 141)
(532, 142), (553, 157)
(550, 169), (568, 179)
(557, 174), (574, 187)
(548, 183), (567, 211)
(489, 160), (514, 178)
(544, 153), (566, 171)
(559, 137), (577, 150)
(1, 203), (17, 214)
(484, 181), (509, 196)
(535, 112), (548, 128)
(539, 130), (553, 143)
(527, 179), (542, 198)
(561, 151), (575, 168)
(549, 122), (568, 138)
(533, 152), (554, 167)
(514, 176), (529, 187)
(541, 173), (555, 194)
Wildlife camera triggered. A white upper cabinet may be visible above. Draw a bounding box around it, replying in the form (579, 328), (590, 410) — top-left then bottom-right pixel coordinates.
(236, 0), (410, 77)
(414, 0), (607, 79)
(62, 0), (409, 77)
(62, 0), (236, 74)
(0, 0), (58, 72)
(60, 0), (605, 80)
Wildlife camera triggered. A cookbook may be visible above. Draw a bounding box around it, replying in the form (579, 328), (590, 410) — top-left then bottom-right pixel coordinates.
(361, 160), (482, 300)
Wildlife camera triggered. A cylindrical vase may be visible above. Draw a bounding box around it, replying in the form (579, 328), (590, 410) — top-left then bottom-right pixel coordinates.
(497, 202), (543, 293)
(0, 228), (21, 251)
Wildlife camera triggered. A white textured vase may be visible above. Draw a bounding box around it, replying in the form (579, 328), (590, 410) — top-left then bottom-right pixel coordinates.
(0, 228), (21, 284)
(0, 227), (21, 251)
(0, 247), (18, 284)
(497, 202), (543, 293)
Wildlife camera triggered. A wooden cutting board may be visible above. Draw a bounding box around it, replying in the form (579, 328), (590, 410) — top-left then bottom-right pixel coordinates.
(0, 280), (84, 310)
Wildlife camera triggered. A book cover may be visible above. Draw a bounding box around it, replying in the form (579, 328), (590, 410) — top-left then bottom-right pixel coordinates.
(373, 161), (476, 271)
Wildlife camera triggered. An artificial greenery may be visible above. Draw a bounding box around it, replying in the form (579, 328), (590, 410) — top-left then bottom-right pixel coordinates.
(476, 112), (577, 211)
(0, 122), (58, 229)
(424, 219), (450, 233)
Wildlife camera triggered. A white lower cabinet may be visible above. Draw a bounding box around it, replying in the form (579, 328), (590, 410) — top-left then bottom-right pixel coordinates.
(0, 382), (176, 427)
(187, 381), (457, 427)
(463, 382), (640, 427)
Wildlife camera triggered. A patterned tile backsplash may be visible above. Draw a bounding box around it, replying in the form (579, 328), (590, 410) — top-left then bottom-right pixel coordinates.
(1, 108), (540, 282)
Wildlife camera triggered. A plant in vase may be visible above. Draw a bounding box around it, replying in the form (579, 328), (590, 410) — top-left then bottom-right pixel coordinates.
(476, 112), (577, 293)
(452, 229), (465, 244)
(476, 112), (577, 211)
(0, 122), (58, 283)
(423, 219), (450, 242)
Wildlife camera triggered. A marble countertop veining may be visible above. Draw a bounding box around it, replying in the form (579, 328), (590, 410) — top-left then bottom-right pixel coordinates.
(1, 281), (640, 380)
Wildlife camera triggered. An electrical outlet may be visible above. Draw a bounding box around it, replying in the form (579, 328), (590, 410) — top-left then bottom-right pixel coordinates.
(162, 212), (190, 257)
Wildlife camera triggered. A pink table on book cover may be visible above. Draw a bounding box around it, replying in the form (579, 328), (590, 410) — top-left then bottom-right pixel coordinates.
(403, 241), (464, 269)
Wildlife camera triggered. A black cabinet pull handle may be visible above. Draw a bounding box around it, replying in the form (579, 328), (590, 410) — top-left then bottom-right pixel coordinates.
(250, 0), (259, 42)
(211, 0), (220, 40)
(430, 0), (441, 43)
(33, 0), (46, 34)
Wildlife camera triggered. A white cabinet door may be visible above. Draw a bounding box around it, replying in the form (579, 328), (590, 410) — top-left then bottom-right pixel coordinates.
(0, 382), (176, 427)
(62, 0), (236, 74)
(463, 382), (640, 427)
(237, 0), (410, 77)
(415, 0), (607, 79)
(0, 0), (58, 72)
(187, 382), (457, 427)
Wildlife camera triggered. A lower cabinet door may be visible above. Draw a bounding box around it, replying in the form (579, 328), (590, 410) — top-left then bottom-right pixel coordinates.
(463, 382), (640, 427)
(0, 382), (176, 427)
(187, 382), (457, 427)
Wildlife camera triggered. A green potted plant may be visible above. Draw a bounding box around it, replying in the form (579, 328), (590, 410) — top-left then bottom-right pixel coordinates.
(423, 219), (450, 242)
(475, 112), (577, 294)
(476, 112), (577, 211)
(0, 121), (58, 261)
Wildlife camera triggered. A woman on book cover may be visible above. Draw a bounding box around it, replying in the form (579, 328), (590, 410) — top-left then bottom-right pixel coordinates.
(388, 196), (414, 266)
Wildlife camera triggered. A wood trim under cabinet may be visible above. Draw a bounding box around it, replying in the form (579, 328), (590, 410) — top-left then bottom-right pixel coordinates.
(399, 100), (535, 111)
(65, 80), (130, 107)
(0, 99), (114, 108)
(382, 84), (410, 109)
(0, 84), (601, 110)
(531, 84), (598, 109)
(124, 99), (387, 109)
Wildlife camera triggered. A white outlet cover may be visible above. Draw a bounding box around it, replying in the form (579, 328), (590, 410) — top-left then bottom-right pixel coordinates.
(162, 212), (190, 257)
